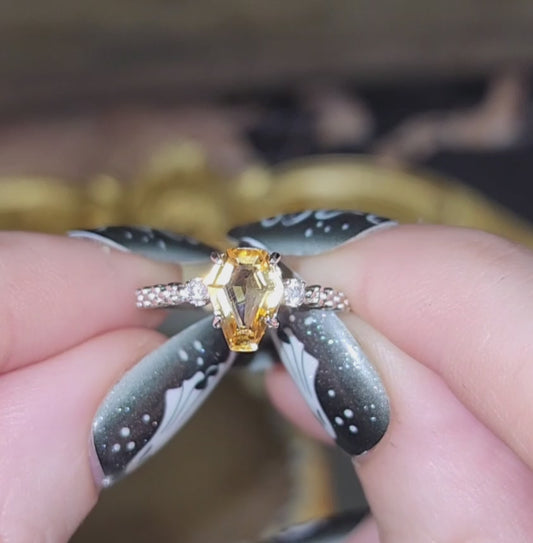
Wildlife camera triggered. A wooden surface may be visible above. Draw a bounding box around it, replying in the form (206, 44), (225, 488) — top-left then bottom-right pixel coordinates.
(1, 1), (533, 113)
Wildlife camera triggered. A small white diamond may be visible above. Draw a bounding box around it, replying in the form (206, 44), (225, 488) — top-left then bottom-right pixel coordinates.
(186, 278), (209, 307)
(283, 278), (306, 307)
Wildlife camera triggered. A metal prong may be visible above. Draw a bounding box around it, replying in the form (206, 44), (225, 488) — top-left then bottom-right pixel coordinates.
(269, 252), (281, 265)
(265, 316), (279, 329)
(210, 251), (224, 264)
(212, 315), (222, 329)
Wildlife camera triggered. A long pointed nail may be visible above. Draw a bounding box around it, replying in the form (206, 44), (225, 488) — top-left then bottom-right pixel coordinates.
(272, 308), (389, 456)
(228, 210), (396, 256)
(69, 226), (215, 263)
(91, 316), (236, 487)
(261, 509), (369, 542)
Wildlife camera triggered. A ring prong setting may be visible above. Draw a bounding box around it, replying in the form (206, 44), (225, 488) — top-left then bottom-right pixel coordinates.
(210, 251), (224, 264)
(269, 252), (281, 265)
(265, 316), (279, 329)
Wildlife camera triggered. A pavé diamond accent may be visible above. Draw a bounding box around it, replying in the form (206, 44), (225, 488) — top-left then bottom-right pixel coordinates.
(136, 283), (185, 308)
(185, 278), (209, 307)
(283, 278), (306, 307)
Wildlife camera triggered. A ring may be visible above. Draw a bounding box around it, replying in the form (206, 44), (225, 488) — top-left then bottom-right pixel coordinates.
(136, 247), (349, 352)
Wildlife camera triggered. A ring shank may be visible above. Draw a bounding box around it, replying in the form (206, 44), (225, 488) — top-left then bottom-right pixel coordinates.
(136, 281), (349, 311)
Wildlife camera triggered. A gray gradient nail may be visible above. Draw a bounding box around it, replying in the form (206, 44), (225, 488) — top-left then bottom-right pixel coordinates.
(91, 316), (236, 487)
(69, 226), (215, 263)
(228, 209), (396, 256)
(260, 509), (368, 542)
(230, 209), (392, 455)
(272, 308), (389, 455)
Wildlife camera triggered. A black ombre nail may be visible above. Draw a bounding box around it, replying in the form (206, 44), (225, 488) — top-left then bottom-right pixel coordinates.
(91, 316), (236, 487)
(273, 308), (389, 455)
(230, 209), (393, 455)
(261, 509), (369, 542)
(69, 226), (215, 263)
(228, 210), (395, 256)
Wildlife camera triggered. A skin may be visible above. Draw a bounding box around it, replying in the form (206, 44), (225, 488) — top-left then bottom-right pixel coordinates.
(0, 226), (533, 542)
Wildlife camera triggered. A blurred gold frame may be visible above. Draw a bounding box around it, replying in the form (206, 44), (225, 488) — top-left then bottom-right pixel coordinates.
(1, 145), (532, 249)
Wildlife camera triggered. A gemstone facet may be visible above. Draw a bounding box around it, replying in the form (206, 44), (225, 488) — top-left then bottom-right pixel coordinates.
(203, 248), (284, 352)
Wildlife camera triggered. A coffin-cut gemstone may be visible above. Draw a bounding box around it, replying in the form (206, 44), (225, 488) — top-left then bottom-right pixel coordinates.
(203, 248), (284, 352)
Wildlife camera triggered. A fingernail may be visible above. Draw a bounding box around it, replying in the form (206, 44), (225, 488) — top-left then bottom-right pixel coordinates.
(261, 509), (369, 542)
(271, 308), (390, 456)
(69, 226), (215, 263)
(90, 316), (236, 487)
(228, 210), (396, 256)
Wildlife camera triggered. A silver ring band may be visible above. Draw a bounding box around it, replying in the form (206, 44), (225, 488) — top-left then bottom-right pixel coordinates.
(136, 279), (350, 312)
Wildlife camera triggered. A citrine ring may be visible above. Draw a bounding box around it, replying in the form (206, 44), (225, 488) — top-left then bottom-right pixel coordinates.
(136, 247), (349, 352)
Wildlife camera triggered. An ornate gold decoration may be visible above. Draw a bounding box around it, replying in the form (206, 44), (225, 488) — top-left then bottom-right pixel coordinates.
(1, 144), (532, 250)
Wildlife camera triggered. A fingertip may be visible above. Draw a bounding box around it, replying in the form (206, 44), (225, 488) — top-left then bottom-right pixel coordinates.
(347, 516), (380, 543)
(0, 232), (179, 372)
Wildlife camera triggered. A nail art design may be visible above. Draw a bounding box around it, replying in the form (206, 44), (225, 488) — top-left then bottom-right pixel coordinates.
(69, 226), (214, 263)
(228, 209), (396, 256)
(273, 308), (388, 455)
(261, 509), (369, 542)
(91, 316), (236, 487)
(230, 210), (391, 455)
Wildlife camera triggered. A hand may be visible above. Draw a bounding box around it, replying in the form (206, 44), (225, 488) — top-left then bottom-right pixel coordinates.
(0, 232), (177, 542)
(267, 225), (533, 542)
(2, 226), (533, 542)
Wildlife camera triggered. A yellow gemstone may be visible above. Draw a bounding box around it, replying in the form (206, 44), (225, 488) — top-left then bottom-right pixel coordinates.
(203, 248), (284, 352)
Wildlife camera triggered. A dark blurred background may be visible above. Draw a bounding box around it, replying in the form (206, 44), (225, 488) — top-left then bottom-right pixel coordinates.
(2, 2), (533, 542)
(1, 0), (533, 216)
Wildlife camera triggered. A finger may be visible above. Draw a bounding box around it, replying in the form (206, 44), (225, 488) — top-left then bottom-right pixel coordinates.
(268, 316), (533, 541)
(347, 516), (380, 543)
(294, 225), (533, 470)
(0, 232), (179, 373)
(0, 327), (165, 542)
